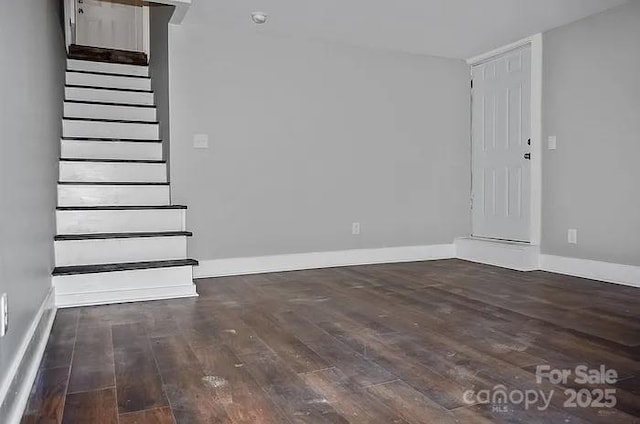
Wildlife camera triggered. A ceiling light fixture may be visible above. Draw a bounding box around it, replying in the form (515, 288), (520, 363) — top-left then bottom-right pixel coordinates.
(251, 12), (268, 24)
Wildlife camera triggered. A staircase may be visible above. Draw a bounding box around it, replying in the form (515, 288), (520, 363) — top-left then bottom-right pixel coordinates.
(52, 57), (198, 307)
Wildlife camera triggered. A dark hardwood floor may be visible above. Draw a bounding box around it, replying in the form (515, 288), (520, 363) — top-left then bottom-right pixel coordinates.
(22, 259), (640, 423)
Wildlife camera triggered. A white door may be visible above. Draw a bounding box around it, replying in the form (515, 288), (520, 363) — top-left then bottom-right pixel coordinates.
(471, 45), (531, 242)
(76, 0), (144, 52)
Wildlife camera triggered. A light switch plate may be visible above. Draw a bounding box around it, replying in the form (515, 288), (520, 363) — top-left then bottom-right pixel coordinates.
(193, 134), (209, 149)
(548, 136), (557, 150)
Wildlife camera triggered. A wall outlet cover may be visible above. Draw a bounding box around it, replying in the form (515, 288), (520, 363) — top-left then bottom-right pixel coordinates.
(548, 136), (557, 150)
(352, 222), (361, 235)
(568, 229), (578, 244)
(193, 134), (209, 149)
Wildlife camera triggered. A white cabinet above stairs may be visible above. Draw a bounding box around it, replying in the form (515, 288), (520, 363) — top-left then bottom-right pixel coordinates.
(53, 57), (198, 308)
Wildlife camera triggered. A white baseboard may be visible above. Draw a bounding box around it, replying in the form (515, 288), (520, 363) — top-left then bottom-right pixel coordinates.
(192, 240), (639, 291)
(455, 237), (540, 271)
(539, 254), (640, 288)
(194, 244), (455, 278)
(56, 284), (198, 308)
(0, 287), (56, 424)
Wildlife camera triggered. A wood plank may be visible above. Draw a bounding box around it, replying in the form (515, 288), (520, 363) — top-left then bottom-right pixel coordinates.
(235, 343), (348, 423)
(240, 309), (331, 373)
(21, 367), (69, 424)
(313, 318), (469, 410)
(112, 323), (169, 414)
(366, 380), (458, 424)
(119, 407), (175, 424)
(62, 388), (118, 424)
(185, 329), (290, 423)
(299, 368), (409, 423)
(159, 366), (233, 424)
(149, 335), (201, 372)
(39, 310), (78, 370)
(271, 310), (397, 387)
(68, 326), (115, 393)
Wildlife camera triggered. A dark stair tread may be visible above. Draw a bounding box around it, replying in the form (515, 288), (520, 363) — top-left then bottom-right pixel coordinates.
(68, 44), (148, 66)
(63, 117), (159, 124)
(66, 69), (151, 79)
(58, 181), (169, 186)
(64, 100), (156, 108)
(57, 205), (187, 211)
(53, 259), (198, 276)
(66, 84), (152, 93)
(62, 137), (162, 143)
(60, 158), (165, 164)
(55, 231), (193, 241)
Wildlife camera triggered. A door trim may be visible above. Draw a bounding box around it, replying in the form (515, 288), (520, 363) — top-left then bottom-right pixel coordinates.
(467, 34), (543, 246)
(142, 5), (150, 58)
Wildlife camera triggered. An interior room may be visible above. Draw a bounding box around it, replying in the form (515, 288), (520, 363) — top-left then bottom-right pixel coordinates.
(0, 0), (638, 422)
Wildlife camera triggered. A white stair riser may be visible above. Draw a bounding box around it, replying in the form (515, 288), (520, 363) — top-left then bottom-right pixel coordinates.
(56, 209), (185, 234)
(66, 86), (154, 106)
(56, 284), (197, 308)
(59, 161), (167, 183)
(63, 120), (159, 140)
(58, 185), (170, 206)
(54, 266), (194, 296)
(67, 59), (149, 77)
(61, 140), (162, 161)
(55, 236), (188, 267)
(64, 102), (156, 122)
(66, 72), (151, 91)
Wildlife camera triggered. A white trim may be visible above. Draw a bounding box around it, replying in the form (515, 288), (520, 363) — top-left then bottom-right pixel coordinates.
(63, 0), (76, 51)
(467, 35), (537, 66)
(194, 244), (455, 278)
(192, 242), (640, 291)
(467, 34), (543, 246)
(529, 34), (543, 246)
(142, 5), (150, 58)
(0, 288), (56, 424)
(56, 284), (198, 308)
(455, 237), (540, 271)
(452, 237), (640, 288)
(540, 255), (640, 289)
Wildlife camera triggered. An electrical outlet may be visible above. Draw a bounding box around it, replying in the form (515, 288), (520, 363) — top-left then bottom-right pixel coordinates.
(193, 134), (209, 149)
(352, 222), (361, 235)
(0, 293), (7, 337)
(568, 229), (578, 244)
(548, 136), (557, 150)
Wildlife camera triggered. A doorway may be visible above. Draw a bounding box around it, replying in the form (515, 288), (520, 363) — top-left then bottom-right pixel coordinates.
(471, 44), (533, 243)
(75, 0), (146, 52)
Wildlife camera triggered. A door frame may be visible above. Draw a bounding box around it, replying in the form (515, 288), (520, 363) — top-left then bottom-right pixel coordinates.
(63, 0), (150, 56)
(466, 34), (543, 246)
(64, 0), (77, 51)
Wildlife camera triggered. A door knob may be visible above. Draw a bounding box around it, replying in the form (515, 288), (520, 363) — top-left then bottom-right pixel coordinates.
(78, 8), (84, 13)
(524, 153), (531, 160)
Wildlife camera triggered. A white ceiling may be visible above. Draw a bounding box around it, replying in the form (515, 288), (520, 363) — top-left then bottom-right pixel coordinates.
(190, 0), (630, 59)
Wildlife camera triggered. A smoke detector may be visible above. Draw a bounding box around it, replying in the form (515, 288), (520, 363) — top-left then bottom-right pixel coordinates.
(251, 12), (268, 24)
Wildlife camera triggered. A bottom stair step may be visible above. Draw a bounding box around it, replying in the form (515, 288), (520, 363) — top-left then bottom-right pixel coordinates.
(53, 258), (198, 276)
(53, 259), (199, 308)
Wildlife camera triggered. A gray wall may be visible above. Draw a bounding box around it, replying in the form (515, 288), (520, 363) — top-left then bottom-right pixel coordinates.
(168, 21), (471, 260)
(542, 1), (640, 266)
(0, 0), (64, 409)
